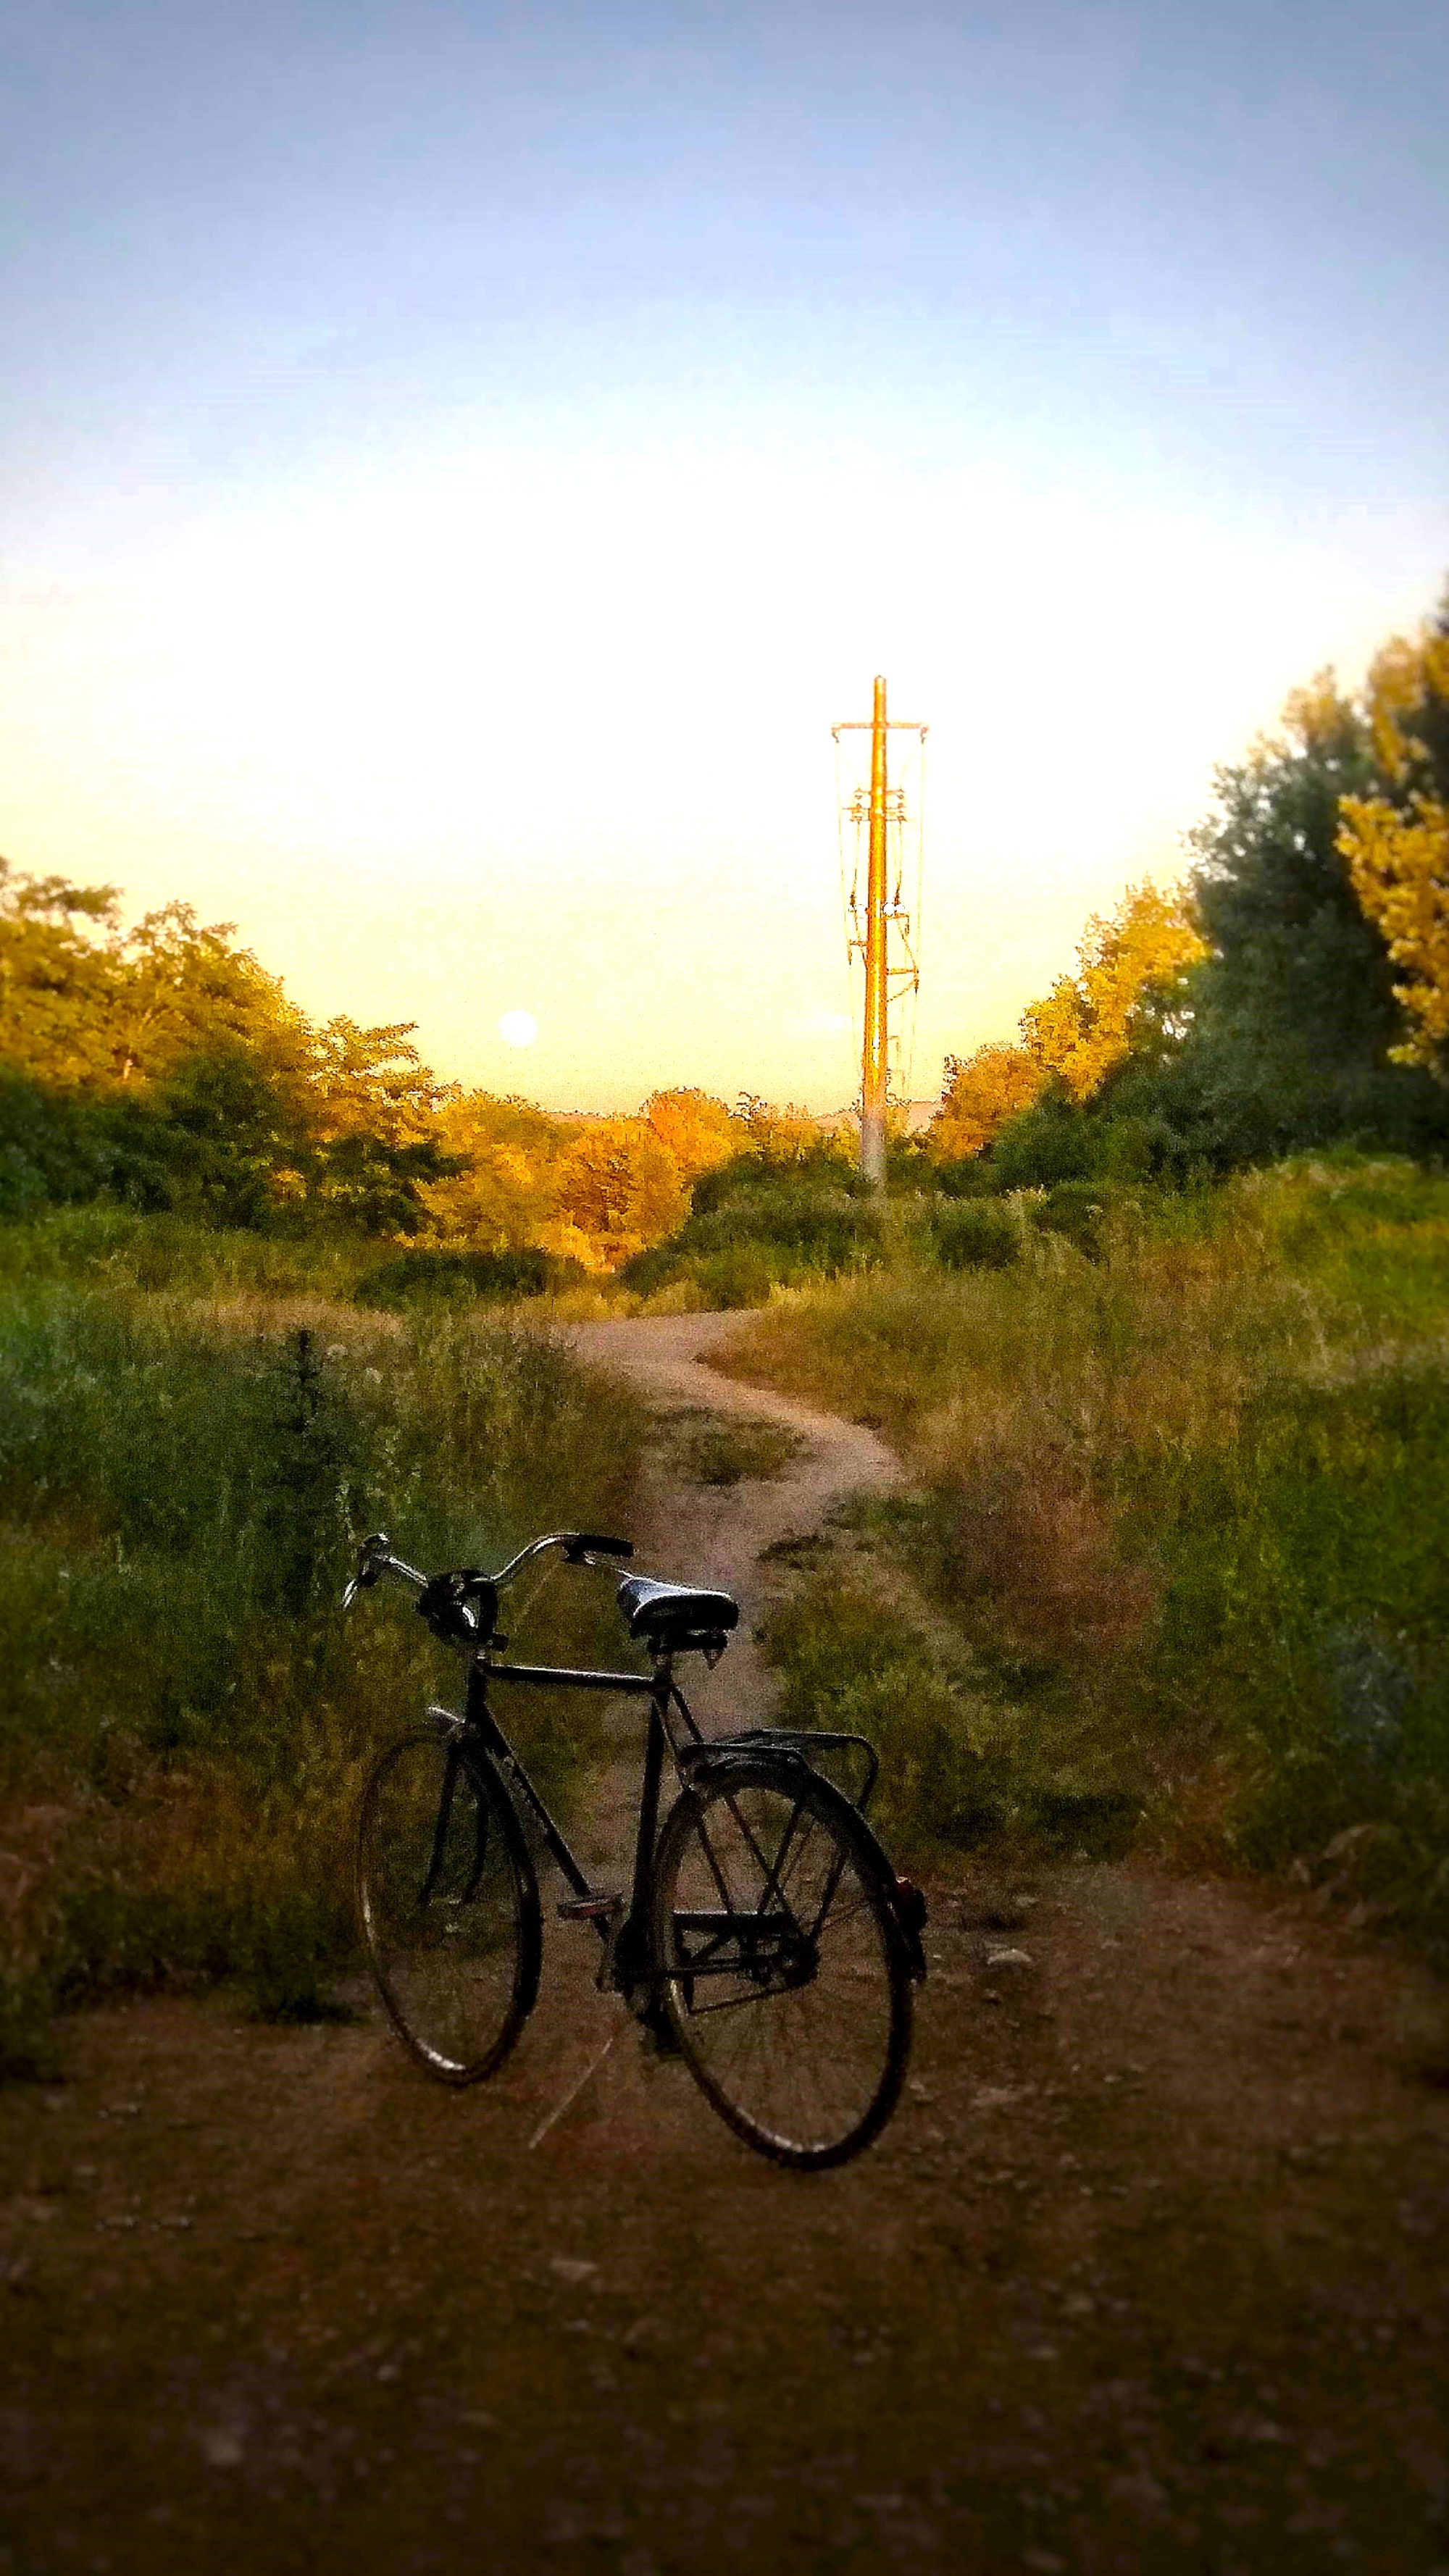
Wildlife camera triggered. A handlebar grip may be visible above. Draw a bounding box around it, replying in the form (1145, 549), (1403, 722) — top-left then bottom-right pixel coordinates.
(564, 1533), (633, 1563)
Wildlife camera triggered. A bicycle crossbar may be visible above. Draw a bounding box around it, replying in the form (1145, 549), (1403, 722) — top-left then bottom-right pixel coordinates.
(488, 1662), (659, 1698)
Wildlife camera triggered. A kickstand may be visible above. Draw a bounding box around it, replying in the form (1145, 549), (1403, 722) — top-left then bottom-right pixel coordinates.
(527, 2011), (626, 2151)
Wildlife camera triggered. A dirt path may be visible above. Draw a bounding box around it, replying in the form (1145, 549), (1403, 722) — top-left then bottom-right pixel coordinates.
(567, 1309), (901, 1734)
(4, 1316), (1449, 2575)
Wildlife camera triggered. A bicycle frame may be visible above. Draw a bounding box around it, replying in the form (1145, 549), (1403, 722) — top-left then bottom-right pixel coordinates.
(454, 1649), (703, 1981)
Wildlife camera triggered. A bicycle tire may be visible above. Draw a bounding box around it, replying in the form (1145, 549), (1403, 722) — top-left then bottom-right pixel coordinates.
(649, 1755), (911, 2170)
(356, 1726), (541, 2086)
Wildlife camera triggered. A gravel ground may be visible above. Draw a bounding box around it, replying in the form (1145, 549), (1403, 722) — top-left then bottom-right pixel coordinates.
(2, 1316), (1447, 2576)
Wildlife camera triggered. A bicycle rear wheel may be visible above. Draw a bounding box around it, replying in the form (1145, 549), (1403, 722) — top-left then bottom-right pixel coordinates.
(649, 1757), (911, 2169)
(356, 1727), (540, 2085)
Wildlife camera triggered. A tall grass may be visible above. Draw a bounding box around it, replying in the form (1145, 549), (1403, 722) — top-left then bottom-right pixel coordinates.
(728, 1157), (1449, 1944)
(0, 1268), (645, 2068)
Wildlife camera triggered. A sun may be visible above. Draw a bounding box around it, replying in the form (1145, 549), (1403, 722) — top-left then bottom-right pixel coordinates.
(498, 1009), (538, 1047)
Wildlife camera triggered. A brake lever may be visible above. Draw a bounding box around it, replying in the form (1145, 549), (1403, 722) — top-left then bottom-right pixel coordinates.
(343, 1532), (392, 1612)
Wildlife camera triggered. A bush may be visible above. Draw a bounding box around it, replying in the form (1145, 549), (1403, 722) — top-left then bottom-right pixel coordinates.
(1027, 1182), (1131, 1260)
(688, 1145), (863, 1215)
(987, 1092), (1099, 1190)
(759, 1564), (1140, 1864)
(685, 1247), (786, 1310)
(353, 1245), (583, 1308)
(930, 1202), (1019, 1271)
(930, 1156), (997, 1200)
(622, 1160), (885, 1305)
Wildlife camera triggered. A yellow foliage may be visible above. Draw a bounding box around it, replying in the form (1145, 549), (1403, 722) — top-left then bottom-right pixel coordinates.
(420, 1092), (573, 1250)
(931, 1043), (1045, 1160)
(1018, 881), (1206, 1101)
(1333, 606), (1449, 1070)
(735, 1093), (830, 1161)
(1337, 793), (1449, 1067)
(1279, 666), (1358, 754)
(640, 1087), (738, 1183)
(1361, 624), (1449, 784)
(306, 1017), (446, 1149)
(557, 1116), (688, 1260)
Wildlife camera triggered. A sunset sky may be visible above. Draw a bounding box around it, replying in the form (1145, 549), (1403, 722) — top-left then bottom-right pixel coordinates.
(3, 1), (1446, 1111)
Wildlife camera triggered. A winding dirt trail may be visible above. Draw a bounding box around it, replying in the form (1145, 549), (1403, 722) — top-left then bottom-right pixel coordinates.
(567, 1310), (900, 1734)
(3, 1316), (1449, 2575)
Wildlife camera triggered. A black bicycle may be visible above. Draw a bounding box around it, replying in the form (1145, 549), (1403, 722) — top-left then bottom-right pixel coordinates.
(346, 1529), (927, 2170)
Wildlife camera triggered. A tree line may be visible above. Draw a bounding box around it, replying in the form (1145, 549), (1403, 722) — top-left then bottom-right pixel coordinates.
(930, 585), (1449, 1182)
(0, 863), (834, 1265)
(7, 582), (1446, 1263)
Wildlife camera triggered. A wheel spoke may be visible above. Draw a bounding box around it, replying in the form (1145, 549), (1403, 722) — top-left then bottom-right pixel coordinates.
(652, 1762), (910, 2169)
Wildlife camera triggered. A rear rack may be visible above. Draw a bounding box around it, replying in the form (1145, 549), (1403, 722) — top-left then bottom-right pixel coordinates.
(676, 1727), (880, 1814)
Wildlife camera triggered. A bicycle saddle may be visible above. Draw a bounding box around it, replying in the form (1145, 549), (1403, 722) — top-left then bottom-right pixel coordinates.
(617, 1575), (740, 1649)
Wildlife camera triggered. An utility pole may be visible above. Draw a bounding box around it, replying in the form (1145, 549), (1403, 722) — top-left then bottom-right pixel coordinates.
(862, 675), (890, 1186)
(832, 679), (927, 1190)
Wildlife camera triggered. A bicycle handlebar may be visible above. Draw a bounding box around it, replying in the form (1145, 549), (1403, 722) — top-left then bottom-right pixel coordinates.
(341, 1529), (634, 1627)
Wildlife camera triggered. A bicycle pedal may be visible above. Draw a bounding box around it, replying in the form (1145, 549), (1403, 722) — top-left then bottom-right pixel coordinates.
(556, 1893), (624, 1923)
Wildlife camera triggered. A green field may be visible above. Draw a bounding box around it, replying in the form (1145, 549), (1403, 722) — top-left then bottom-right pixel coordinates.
(723, 1155), (1449, 1946)
(0, 1229), (644, 2073)
(6, 1150), (1448, 2076)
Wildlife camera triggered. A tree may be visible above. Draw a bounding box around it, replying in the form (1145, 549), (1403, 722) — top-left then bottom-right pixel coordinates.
(420, 1091), (574, 1251)
(147, 1042), (309, 1229)
(1337, 601), (1449, 1071)
(1084, 659), (1449, 1171)
(1017, 882), (1206, 1100)
(1184, 677), (1404, 1070)
(933, 883), (1203, 1168)
(931, 1043), (1045, 1161)
(640, 1087), (738, 1184)
(0, 860), (123, 1085)
(733, 1093), (830, 1163)
(109, 901), (296, 1084)
(304, 1019), (457, 1234)
(0, 861), (301, 1091)
(558, 1116), (688, 1256)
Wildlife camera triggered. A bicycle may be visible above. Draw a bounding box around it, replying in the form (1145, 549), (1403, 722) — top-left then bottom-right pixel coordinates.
(345, 1527), (928, 2170)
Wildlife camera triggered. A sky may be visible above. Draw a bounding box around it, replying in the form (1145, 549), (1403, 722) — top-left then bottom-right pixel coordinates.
(2, 1), (1447, 1113)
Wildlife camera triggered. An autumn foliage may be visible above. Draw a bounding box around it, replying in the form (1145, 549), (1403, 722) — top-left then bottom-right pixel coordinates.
(932, 882), (1204, 1160)
(1336, 611), (1449, 1071)
(0, 860), (756, 1268)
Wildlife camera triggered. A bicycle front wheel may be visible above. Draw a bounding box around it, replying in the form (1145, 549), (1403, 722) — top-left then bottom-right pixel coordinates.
(356, 1728), (540, 2085)
(650, 1757), (911, 2169)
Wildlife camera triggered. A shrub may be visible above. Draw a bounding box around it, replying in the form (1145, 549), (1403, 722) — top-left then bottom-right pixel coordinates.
(1027, 1181), (1130, 1259)
(930, 1202), (1019, 1271)
(622, 1161), (885, 1305)
(987, 1092), (1099, 1189)
(758, 1563), (1140, 1865)
(931, 1157), (997, 1200)
(353, 1244), (583, 1308)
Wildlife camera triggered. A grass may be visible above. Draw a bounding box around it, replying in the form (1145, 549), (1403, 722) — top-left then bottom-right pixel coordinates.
(724, 1155), (1449, 1945)
(650, 1405), (803, 1486)
(0, 1255), (646, 2067)
(756, 1501), (1138, 1872)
